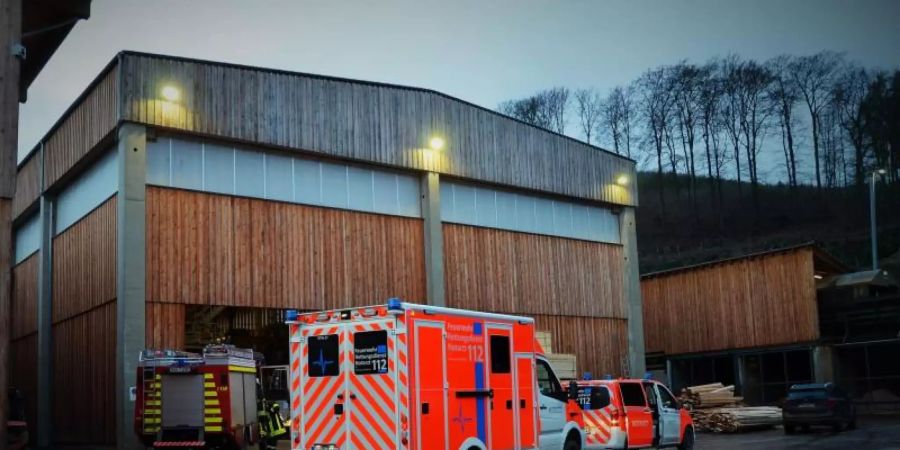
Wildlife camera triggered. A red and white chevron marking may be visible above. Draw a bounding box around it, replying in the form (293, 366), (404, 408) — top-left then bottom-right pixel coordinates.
(583, 405), (620, 446)
(289, 323), (302, 450)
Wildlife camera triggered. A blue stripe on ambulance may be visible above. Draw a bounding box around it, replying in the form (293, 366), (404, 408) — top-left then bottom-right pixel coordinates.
(473, 322), (486, 443)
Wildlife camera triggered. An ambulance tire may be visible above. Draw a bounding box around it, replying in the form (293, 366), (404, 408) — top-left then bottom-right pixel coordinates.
(563, 431), (581, 450)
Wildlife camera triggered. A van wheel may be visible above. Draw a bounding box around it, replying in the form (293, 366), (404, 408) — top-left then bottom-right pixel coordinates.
(563, 432), (581, 450)
(677, 426), (694, 450)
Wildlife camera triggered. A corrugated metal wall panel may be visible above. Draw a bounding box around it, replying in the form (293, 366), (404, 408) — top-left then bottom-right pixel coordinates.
(52, 300), (116, 445)
(146, 187), (426, 309)
(11, 253), (38, 339)
(119, 53), (637, 207)
(146, 302), (185, 349)
(443, 224), (626, 318)
(532, 315), (629, 378)
(52, 197), (117, 323)
(641, 248), (819, 355)
(43, 67), (118, 188)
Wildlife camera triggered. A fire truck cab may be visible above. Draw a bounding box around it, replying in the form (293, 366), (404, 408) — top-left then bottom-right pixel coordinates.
(285, 300), (585, 450)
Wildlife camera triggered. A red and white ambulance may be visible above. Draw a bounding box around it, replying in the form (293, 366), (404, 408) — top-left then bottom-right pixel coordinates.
(574, 379), (694, 450)
(285, 300), (585, 450)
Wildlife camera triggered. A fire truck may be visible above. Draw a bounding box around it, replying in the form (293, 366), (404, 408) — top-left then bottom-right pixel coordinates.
(134, 345), (261, 449)
(285, 299), (585, 450)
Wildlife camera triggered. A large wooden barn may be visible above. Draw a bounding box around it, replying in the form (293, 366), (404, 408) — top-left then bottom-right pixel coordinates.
(9, 51), (643, 447)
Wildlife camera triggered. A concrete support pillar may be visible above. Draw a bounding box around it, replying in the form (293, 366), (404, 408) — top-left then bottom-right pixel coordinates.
(813, 345), (835, 383)
(0, 0), (23, 443)
(116, 123), (147, 449)
(36, 189), (54, 448)
(421, 172), (445, 306)
(619, 207), (646, 378)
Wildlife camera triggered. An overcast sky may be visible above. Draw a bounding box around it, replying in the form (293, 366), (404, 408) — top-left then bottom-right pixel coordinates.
(18, 0), (900, 178)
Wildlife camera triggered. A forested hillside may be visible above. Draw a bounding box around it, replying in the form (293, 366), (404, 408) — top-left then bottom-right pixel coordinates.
(634, 172), (900, 272)
(497, 51), (900, 272)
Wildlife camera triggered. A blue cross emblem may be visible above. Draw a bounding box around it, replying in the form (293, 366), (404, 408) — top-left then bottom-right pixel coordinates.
(312, 349), (334, 374)
(451, 403), (473, 433)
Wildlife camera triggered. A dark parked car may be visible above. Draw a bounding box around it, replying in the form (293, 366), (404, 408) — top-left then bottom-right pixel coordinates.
(783, 383), (856, 433)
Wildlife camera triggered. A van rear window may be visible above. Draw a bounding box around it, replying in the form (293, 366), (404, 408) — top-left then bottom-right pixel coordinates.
(307, 334), (340, 377)
(619, 383), (647, 407)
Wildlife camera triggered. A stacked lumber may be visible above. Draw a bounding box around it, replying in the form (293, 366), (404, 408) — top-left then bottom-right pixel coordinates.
(691, 407), (783, 433)
(680, 383), (743, 409)
(680, 383), (781, 432)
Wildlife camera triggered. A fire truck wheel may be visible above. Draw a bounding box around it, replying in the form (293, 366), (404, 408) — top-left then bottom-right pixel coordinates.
(563, 431), (581, 450)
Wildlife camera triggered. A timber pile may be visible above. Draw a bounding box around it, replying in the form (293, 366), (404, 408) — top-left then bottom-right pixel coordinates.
(691, 407), (783, 433)
(680, 383), (743, 409)
(680, 383), (781, 432)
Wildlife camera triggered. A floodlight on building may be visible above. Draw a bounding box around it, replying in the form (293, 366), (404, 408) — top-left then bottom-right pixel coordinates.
(429, 136), (445, 151)
(161, 85), (181, 102)
(616, 174), (629, 186)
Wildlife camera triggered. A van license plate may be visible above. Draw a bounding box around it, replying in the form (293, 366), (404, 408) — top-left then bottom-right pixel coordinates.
(798, 403), (815, 408)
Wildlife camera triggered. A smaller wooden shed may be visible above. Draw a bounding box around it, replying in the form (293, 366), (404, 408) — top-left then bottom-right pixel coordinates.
(640, 243), (847, 404)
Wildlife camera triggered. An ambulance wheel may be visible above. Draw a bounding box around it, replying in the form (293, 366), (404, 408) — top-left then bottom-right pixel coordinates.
(677, 426), (694, 450)
(563, 431), (581, 450)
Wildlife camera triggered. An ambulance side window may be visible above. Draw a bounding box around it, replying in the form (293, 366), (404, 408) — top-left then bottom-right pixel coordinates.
(536, 359), (565, 401)
(489, 335), (511, 374)
(619, 382), (647, 407)
(307, 334), (340, 377)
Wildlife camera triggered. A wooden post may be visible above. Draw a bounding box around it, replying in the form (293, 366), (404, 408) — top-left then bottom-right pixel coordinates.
(0, 0), (23, 445)
(619, 206), (646, 377)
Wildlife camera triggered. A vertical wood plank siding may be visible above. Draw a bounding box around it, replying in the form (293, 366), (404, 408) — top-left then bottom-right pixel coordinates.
(146, 302), (185, 349)
(443, 224), (626, 318)
(146, 187), (426, 309)
(641, 248), (819, 355)
(119, 53), (636, 206)
(42, 67), (118, 189)
(52, 300), (116, 445)
(12, 155), (40, 217)
(11, 254), (38, 338)
(532, 315), (628, 377)
(10, 334), (37, 438)
(52, 197), (117, 323)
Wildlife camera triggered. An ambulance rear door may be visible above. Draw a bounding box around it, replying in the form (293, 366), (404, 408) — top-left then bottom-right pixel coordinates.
(295, 317), (403, 449)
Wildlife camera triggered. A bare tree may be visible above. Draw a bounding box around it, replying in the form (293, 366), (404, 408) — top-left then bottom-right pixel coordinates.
(698, 60), (726, 213)
(574, 88), (603, 144)
(637, 66), (676, 217)
(767, 55), (801, 188)
(497, 86), (570, 133)
(600, 86), (637, 157)
(672, 62), (706, 214)
(789, 51), (845, 190)
(733, 60), (774, 211)
(720, 55), (745, 195)
(832, 64), (871, 186)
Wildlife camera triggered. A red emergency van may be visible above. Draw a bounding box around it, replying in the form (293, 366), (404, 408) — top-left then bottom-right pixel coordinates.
(573, 379), (694, 450)
(285, 300), (585, 450)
